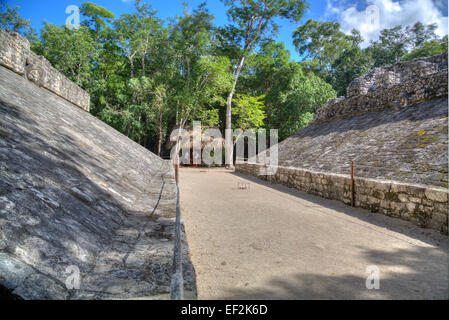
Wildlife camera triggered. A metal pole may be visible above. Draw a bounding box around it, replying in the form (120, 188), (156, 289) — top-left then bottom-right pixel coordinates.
(351, 161), (354, 207)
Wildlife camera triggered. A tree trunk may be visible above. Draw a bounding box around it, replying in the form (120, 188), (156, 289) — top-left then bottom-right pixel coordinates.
(125, 122), (131, 137)
(157, 105), (163, 156)
(130, 59), (134, 78)
(225, 55), (246, 168)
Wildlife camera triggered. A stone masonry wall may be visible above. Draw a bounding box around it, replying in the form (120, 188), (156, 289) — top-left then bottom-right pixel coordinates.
(0, 28), (90, 112)
(236, 163), (448, 234)
(313, 53), (447, 124)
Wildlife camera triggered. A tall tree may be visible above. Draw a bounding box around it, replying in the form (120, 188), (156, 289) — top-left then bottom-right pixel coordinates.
(220, 0), (307, 167)
(401, 36), (448, 61)
(366, 26), (409, 67)
(0, 0), (37, 42)
(170, 3), (231, 129)
(32, 23), (99, 88)
(240, 40), (336, 140)
(330, 46), (373, 97)
(80, 2), (115, 35)
(293, 19), (353, 76)
(406, 22), (438, 50)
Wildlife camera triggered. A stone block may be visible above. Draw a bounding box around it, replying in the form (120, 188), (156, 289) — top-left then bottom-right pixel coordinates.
(398, 194), (409, 203)
(431, 212), (448, 226)
(434, 202), (448, 214)
(409, 197), (422, 204)
(391, 183), (408, 193)
(372, 190), (386, 200)
(425, 188), (448, 203)
(367, 196), (380, 205)
(390, 202), (406, 213)
(0, 28), (90, 112)
(406, 202), (417, 213)
(380, 200), (390, 209)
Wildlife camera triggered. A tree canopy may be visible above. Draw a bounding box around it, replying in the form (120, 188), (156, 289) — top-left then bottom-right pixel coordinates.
(1, 1), (447, 159)
(294, 20), (447, 96)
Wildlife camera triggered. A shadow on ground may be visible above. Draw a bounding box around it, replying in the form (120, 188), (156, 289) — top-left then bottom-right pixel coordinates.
(217, 245), (448, 300)
(232, 171), (448, 247)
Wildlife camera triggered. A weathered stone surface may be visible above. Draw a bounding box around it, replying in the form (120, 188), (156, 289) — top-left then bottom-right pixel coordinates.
(425, 188), (449, 203)
(278, 62), (448, 188)
(0, 28), (90, 112)
(316, 53), (447, 122)
(237, 163), (448, 234)
(236, 54), (448, 234)
(0, 65), (196, 299)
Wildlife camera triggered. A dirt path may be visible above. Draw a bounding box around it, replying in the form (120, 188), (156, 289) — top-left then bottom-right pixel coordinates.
(179, 168), (448, 300)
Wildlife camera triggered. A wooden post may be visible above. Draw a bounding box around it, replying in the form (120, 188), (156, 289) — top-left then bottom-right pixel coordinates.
(351, 161), (355, 207)
(174, 162), (179, 186)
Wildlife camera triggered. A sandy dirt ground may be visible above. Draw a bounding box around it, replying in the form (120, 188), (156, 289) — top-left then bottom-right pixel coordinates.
(179, 167), (448, 300)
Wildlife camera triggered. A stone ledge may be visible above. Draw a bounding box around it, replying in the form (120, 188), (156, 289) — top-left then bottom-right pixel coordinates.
(236, 163), (449, 235)
(0, 28), (90, 112)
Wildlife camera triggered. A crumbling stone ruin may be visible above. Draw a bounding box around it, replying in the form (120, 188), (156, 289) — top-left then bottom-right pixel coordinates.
(237, 53), (448, 234)
(0, 29), (196, 299)
(0, 29), (90, 112)
(314, 54), (447, 124)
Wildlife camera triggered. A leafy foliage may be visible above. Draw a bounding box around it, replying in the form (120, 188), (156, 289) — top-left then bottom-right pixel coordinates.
(402, 36), (448, 61)
(2, 1), (447, 158)
(295, 19), (447, 97)
(232, 94), (266, 130)
(0, 0), (37, 42)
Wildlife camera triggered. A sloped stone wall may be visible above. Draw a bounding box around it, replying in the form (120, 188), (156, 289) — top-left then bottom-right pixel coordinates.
(236, 163), (448, 234)
(0, 65), (196, 299)
(237, 53), (448, 235)
(0, 28), (90, 112)
(278, 98), (448, 187)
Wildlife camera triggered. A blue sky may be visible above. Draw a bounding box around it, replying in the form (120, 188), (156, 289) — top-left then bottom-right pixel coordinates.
(5, 0), (448, 61)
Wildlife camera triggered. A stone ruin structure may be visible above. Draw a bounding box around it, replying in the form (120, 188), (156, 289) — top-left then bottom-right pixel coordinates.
(0, 29), (196, 299)
(313, 54), (447, 124)
(237, 53), (449, 234)
(0, 29), (90, 112)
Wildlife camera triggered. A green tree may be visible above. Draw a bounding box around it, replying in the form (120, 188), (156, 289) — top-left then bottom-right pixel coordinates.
(406, 22), (437, 50)
(220, 0), (307, 167)
(114, 13), (139, 78)
(170, 3), (232, 128)
(331, 46), (373, 96)
(241, 40), (335, 140)
(401, 36), (448, 61)
(367, 26), (409, 67)
(32, 23), (99, 88)
(0, 1), (37, 42)
(293, 19), (353, 76)
(232, 94), (266, 130)
(276, 66), (336, 139)
(80, 2), (115, 34)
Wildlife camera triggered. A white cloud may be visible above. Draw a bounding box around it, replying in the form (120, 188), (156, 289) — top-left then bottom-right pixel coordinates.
(326, 0), (448, 47)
